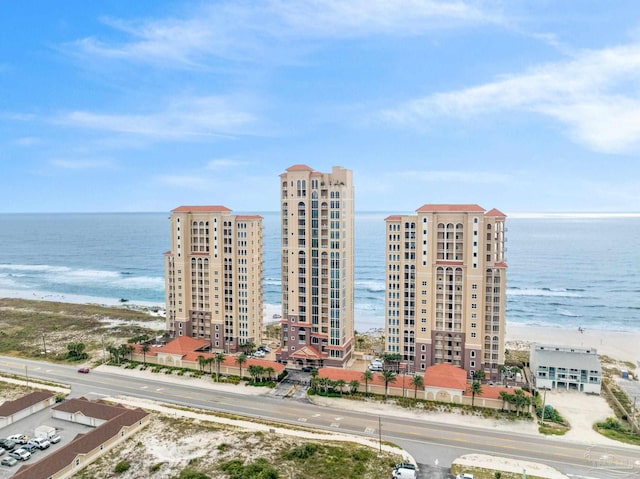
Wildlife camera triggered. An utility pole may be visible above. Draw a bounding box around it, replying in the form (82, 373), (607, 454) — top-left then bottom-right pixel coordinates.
(25, 365), (29, 389)
(102, 335), (106, 364)
(378, 416), (382, 454)
(541, 387), (548, 425)
(42, 333), (47, 356)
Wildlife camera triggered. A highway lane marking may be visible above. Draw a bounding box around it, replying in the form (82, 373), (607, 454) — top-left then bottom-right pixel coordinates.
(330, 423), (341, 428)
(365, 427), (376, 434)
(298, 418), (307, 422)
(140, 386), (148, 389)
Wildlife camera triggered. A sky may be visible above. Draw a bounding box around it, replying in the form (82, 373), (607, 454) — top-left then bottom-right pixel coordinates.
(1, 1), (639, 214)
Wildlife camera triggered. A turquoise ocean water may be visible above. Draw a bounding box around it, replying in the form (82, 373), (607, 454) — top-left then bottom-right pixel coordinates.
(0, 212), (638, 332)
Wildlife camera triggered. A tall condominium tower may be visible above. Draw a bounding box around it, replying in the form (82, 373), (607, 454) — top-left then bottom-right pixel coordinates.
(384, 204), (507, 380)
(164, 206), (263, 353)
(276, 165), (355, 368)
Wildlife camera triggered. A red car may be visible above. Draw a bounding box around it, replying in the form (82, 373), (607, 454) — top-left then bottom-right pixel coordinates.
(77, 367), (90, 373)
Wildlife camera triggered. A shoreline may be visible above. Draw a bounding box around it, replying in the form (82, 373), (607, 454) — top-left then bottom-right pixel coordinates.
(2, 293), (639, 367)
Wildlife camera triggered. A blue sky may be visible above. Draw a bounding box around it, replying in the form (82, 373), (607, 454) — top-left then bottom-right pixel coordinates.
(1, 1), (639, 213)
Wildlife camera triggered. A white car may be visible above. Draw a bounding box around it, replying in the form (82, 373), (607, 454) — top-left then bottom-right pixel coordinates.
(456, 474), (474, 479)
(49, 434), (61, 444)
(254, 350), (266, 358)
(9, 448), (31, 461)
(27, 437), (50, 450)
(7, 434), (28, 445)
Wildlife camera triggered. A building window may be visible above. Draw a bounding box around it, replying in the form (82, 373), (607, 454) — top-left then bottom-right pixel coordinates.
(471, 332), (476, 338)
(470, 360), (475, 368)
(470, 351), (476, 358)
(471, 322), (477, 328)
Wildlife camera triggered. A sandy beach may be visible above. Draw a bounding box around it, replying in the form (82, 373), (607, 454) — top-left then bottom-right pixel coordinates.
(506, 323), (640, 368)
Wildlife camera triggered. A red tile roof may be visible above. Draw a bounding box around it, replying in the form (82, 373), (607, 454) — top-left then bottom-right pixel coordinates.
(468, 385), (529, 400)
(494, 261), (508, 268)
(318, 368), (416, 389)
(485, 208), (506, 217)
(423, 364), (468, 390)
(171, 205), (231, 213)
(416, 204), (485, 213)
(236, 215), (262, 220)
(0, 391), (54, 417)
(290, 345), (323, 359)
(385, 215), (402, 221)
(286, 164), (314, 172)
(157, 336), (210, 356)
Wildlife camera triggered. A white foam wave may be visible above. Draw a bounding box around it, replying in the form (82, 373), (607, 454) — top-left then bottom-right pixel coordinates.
(0, 264), (71, 273)
(355, 280), (385, 292)
(507, 288), (581, 298)
(0, 264), (164, 291)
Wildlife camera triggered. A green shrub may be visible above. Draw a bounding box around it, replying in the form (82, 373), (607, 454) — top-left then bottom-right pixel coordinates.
(150, 462), (164, 472)
(284, 443), (318, 460)
(115, 460), (131, 473)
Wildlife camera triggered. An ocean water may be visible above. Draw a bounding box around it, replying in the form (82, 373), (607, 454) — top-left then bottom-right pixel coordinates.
(0, 212), (638, 333)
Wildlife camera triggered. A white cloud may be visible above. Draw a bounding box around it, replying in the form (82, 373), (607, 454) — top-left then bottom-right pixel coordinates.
(54, 95), (256, 141)
(381, 42), (640, 153)
(50, 159), (114, 169)
(66, 1), (499, 67)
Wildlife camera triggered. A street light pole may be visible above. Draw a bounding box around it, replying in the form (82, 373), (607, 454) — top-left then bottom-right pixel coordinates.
(25, 365), (29, 389)
(378, 416), (382, 454)
(101, 335), (106, 364)
(42, 333), (47, 356)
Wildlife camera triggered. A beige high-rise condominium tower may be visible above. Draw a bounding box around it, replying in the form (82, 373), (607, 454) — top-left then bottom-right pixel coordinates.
(276, 165), (355, 368)
(165, 206), (263, 353)
(384, 204), (506, 380)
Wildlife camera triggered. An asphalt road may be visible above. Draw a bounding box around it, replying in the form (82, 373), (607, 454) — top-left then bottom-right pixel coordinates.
(2, 356), (639, 479)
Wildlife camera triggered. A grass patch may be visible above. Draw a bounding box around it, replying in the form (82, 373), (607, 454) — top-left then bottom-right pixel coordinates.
(538, 424), (568, 436)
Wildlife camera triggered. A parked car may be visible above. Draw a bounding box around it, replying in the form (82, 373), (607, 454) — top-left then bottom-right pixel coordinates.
(27, 437), (50, 450)
(78, 367), (90, 373)
(456, 474), (474, 479)
(254, 350), (266, 358)
(9, 448), (31, 461)
(1, 456), (17, 467)
(0, 439), (15, 451)
(49, 434), (62, 444)
(0, 448), (4, 457)
(20, 443), (38, 453)
(7, 434), (28, 445)
(391, 464), (417, 479)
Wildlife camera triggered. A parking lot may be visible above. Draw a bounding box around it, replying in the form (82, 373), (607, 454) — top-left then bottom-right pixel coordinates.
(0, 403), (93, 478)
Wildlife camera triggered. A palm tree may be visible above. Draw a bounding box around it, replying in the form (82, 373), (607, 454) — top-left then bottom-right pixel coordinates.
(265, 366), (275, 382)
(498, 365), (508, 382)
(317, 377), (331, 394)
(214, 353), (226, 382)
(513, 389), (528, 416)
(381, 370), (397, 400)
(499, 391), (512, 412)
(197, 355), (206, 372)
(248, 365), (261, 382)
(473, 369), (486, 382)
(410, 374), (424, 399)
(335, 379), (347, 396)
(206, 357), (214, 374)
(349, 379), (360, 394)
(236, 353), (248, 380)
(361, 369), (374, 397)
(469, 381), (483, 408)
(141, 343), (150, 365)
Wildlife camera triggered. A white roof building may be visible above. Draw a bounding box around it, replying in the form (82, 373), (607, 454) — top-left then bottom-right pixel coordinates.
(530, 344), (602, 394)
